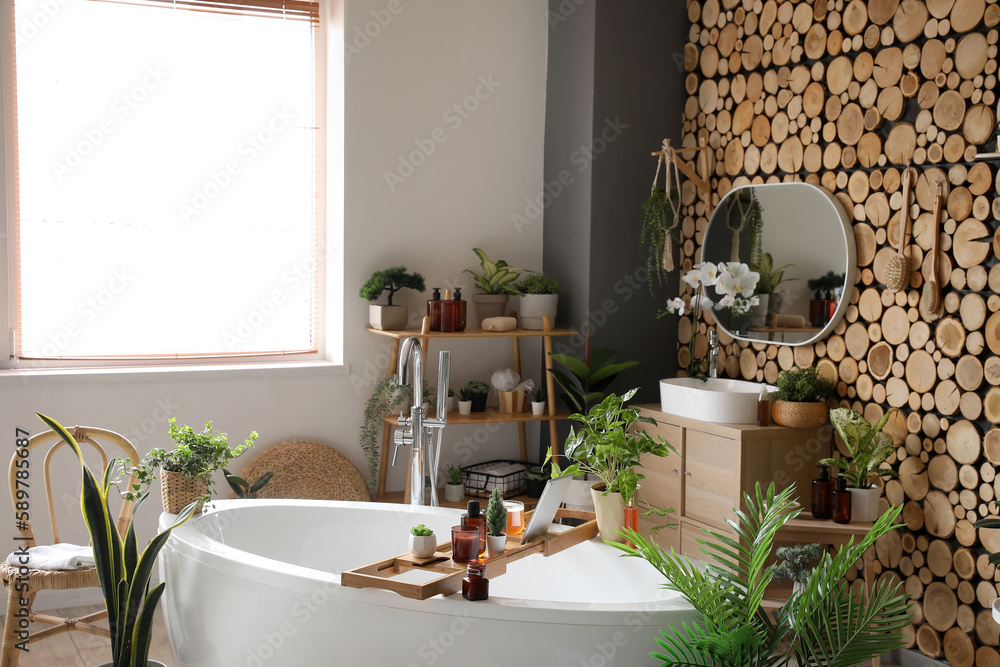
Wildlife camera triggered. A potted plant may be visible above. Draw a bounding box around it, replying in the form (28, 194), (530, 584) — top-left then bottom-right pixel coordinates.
(640, 184), (679, 296)
(771, 366), (835, 428)
(38, 413), (197, 667)
(547, 388), (675, 542)
(359, 266), (426, 330)
(457, 386), (473, 415)
(127, 418), (259, 514)
(548, 334), (638, 414)
(772, 543), (823, 597)
(223, 468), (273, 498)
(409, 524), (436, 558)
(530, 386), (546, 416)
(613, 482), (911, 666)
(485, 488), (507, 556)
(524, 465), (548, 498)
(753, 251), (795, 318)
(464, 248), (529, 326)
(515, 272), (560, 330)
(820, 408), (899, 522)
(444, 462), (465, 503)
(463, 380), (490, 412)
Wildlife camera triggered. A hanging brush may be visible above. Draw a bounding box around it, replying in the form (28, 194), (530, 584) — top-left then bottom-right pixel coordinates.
(885, 166), (912, 293)
(920, 184), (943, 318)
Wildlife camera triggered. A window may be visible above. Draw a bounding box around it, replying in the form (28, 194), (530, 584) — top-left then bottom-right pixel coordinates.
(5, 0), (326, 363)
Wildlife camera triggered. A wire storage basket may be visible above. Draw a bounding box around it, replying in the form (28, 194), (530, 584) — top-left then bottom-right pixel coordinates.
(461, 460), (528, 499)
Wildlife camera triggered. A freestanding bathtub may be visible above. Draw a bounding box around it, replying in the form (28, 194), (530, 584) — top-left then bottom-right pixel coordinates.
(158, 499), (697, 667)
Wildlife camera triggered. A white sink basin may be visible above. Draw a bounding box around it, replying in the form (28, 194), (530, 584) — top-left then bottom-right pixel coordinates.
(659, 378), (774, 425)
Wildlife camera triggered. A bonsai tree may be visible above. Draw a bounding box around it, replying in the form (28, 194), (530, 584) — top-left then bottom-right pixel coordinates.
(772, 543), (823, 585)
(515, 273), (561, 295)
(465, 248), (528, 295)
(613, 482), (911, 667)
(774, 366), (836, 403)
(820, 408), (898, 489)
(359, 266), (425, 306)
(486, 488), (507, 537)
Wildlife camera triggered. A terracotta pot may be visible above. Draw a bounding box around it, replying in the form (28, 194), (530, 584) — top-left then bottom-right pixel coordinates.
(472, 295), (508, 327)
(590, 483), (626, 543)
(772, 400), (828, 428)
(848, 485), (881, 522)
(369, 304), (408, 330)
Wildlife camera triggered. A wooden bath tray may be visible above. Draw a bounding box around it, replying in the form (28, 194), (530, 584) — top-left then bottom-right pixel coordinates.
(341, 508), (597, 600)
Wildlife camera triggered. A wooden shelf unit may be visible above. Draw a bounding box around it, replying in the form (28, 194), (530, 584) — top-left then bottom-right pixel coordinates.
(368, 315), (575, 500)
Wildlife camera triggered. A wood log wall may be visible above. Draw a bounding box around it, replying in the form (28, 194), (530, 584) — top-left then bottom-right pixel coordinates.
(680, 1), (1000, 663)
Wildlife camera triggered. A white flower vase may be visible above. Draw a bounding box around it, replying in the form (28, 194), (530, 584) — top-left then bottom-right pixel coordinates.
(409, 533), (437, 558)
(486, 533), (507, 557)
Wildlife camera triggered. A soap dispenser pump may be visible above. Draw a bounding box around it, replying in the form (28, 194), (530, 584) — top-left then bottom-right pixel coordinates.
(832, 477), (852, 524)
(428, 288), (442, 331)
(811, 465), (834, 520)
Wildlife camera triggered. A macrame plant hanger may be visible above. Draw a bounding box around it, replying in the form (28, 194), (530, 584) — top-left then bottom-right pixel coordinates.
(649, 137), (713, 271)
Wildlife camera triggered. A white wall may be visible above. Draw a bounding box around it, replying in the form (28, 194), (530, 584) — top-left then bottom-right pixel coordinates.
(0, 0), (548, 608)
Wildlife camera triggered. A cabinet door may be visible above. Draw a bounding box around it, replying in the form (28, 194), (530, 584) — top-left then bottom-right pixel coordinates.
(633, 418), (683, 552)
(684, 430), (740, 530)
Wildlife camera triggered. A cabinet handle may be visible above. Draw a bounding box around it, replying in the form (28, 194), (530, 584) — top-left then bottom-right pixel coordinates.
(670, 467), (678, 473)
(684, 471), (692, 476)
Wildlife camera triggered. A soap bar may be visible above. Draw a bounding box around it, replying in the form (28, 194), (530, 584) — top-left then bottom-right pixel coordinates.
(482, 317), (517, 332)
(774, 314), (807, 328)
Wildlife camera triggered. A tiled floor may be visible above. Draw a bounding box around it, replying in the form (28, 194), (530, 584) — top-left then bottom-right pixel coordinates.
(0, 604), (173, 666)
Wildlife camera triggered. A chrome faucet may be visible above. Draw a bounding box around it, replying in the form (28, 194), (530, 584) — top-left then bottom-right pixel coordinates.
(708, 331), (719, 378)
(392, 337), (450, 506)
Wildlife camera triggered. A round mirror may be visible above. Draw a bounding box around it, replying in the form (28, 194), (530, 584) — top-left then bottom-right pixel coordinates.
(701, 183), (856, 346)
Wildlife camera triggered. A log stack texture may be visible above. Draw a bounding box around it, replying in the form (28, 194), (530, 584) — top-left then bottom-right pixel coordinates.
(681, 1), (1000, 662)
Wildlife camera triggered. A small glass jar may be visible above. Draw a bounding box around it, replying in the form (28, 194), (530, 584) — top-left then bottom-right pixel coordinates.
(462, 560), (489, 601)
(451, 526), (480, 563)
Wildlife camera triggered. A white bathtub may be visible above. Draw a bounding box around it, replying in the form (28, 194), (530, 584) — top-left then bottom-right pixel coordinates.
(158, 499), (696, 667)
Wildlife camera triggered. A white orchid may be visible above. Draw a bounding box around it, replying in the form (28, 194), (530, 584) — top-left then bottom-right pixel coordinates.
(691, 294), (715, 311)
(716, 294), (735, 310)
(696, 262), (719, 286)
(665, 297), (686, 315)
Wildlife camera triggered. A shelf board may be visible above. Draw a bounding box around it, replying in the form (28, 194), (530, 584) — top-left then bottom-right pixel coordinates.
(377, 490), (540, 510)
(366, 326), (576, 339)
(384, 409), (570, 426)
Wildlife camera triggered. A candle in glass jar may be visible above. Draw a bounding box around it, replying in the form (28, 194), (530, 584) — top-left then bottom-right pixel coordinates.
(451, 526), (480, 563)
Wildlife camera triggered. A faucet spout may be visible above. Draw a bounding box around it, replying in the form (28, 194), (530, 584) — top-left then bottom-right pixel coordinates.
(708, 331), (719, 379)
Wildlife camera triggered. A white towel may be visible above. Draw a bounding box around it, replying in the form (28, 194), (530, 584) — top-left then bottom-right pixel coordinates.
(6, 544), (95, 570)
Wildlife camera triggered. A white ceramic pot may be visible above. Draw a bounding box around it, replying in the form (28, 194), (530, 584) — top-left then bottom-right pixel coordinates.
(444, 482), (464, 503)
(518, 294), (558, 330)
(446, 396), (456, 413)
(590, 483), (626, 543)
(458, 400), (472, 415)
(472, 294), (508, 327)
(748, 294), (770, 327)
(369, 304), (408, 330)
(486, 533), (507, 557)
(531, 401), (546, 416)
(848, 485), (881, 523)
(409, 533), (437, 558)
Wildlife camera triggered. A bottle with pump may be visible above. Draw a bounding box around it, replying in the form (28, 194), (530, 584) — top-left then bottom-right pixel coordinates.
(440, 289), (457, 333)
(757, 385), (770, 426)
(427, 288), (442, 332)
(832, 477), (852, 524)
(811, 465), (833, 519)
(461, 500), (486, 555)
(453, 287), (467, 332)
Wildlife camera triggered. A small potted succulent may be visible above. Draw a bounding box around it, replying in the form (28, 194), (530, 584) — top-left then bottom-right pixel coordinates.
(485, 488), (507, 557)
(444, 462), (465, 503)
(524, 465), (548, 498)
(463, 380), (490, 413)
(515, 272), (560, 330)
(464, 248), (529, 326)
(457, 387), (474, 415)
(820, 408), (898, 522)
(359, 266), (426, 330)
(409, 524), (436, 558)
(530, 386), (546, 416)
(772, 366), (836, 428)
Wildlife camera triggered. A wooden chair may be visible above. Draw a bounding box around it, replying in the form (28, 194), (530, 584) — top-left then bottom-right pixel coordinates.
(0, 426), (139, 667)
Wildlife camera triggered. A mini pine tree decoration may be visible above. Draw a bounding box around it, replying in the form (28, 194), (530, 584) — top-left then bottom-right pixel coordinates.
(486, 488), (507, 537)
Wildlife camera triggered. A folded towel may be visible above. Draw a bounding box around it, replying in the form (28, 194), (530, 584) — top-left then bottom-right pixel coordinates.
(6, 544), (95, 570)
(479, 463), (525, 478)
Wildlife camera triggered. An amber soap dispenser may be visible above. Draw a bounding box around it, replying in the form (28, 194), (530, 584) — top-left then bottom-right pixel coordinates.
(832, 477), (852, 524)
(811, 465), (833, 520)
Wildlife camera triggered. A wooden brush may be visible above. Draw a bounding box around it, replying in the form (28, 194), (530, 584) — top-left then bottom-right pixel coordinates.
(920, 185), (943, 318)
(885, 167), (912, 292)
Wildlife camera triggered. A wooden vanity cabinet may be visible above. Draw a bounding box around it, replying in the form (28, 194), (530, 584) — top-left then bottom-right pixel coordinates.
(632, 404), (831, 558)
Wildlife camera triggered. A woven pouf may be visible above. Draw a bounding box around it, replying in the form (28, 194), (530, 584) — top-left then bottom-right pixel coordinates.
(233, 441), (370, 502)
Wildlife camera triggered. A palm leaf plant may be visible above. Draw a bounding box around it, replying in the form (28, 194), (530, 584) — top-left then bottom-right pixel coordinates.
(612, 482), (911, 667)
(37, 413), (196, 667)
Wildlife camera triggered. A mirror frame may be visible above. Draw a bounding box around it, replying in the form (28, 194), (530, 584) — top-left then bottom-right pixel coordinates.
(700, 182), (856, 347)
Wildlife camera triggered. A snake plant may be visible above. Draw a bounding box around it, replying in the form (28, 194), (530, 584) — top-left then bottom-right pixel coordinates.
(37, 413), (196, 667)
(612, 482), (911, 667)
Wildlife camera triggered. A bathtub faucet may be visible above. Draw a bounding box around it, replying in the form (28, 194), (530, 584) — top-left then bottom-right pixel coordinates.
(708, 331), (718, 379)
(393, 337), (450, 506)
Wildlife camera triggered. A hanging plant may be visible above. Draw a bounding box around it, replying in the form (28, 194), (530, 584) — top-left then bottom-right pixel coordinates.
(745, 192), (764, 268)
(359, 376), (407, 496)
(640, 185), (679, 295)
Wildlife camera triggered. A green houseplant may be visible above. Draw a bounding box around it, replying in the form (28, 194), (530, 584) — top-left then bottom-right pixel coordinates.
(38, 413), (197, 667)
(546, 388), (674, 542)
(444, 462), (465, 503)
(485, 488), (508, 556)
(524, 464), (548, 498)
(771, 366), (835, 428)
(640, 185), (679, 296)
(772, 543), (823, 594)
(408, 524), (436, 558)
(753, 252), (795, 318)
(613, 482), (911, 667)
(548, 336), (638, 414)
(360, 375), (409, 495)
(820, 408), (898, 522)
(465, 248), (529, 326)
(127, 418), (258, 513)
(360, 266), (426, 330)
(223, 468), (273, 499)
(463, 380), (490, 413)
(515, 272), (560, 330)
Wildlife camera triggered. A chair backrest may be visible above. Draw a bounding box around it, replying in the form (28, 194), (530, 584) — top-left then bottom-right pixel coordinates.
(8, 426), (140, 548)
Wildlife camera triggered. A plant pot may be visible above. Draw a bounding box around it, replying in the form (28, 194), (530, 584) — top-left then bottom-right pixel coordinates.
(446, 396), (456, 413)
(369, 304), (408, 330)
(772, 400), (828, 428)
(531, 401), (546, 416)
(458, 400), (472, 415)
(518, 294), (558, 330)
(590, 483), (626, 543)
(525, 477), (546, 498)
(768, 291), (787, 316)
(160, 469), (207, 514)
(748, 294), (770, 328)
(496, 390), (527, 413)
(472, 294), (508, 327)
(486, 533), (507, 557)
(848, 485), (881, 523)
(445, 482), (465, 503)
(470, 393), (488, 412)
(409, 533), (437, 558)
